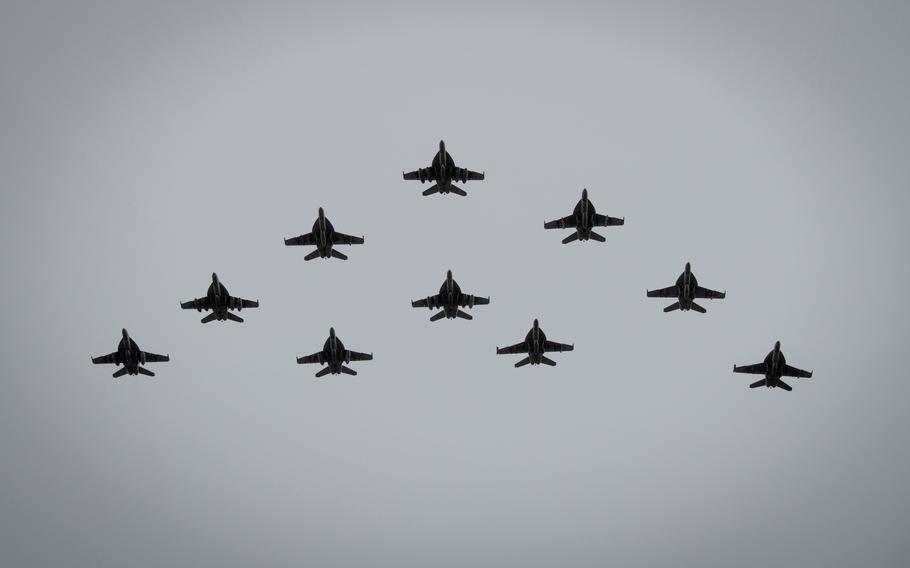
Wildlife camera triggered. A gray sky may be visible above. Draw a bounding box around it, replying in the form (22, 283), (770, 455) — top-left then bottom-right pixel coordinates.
(2, 1), (909, 566)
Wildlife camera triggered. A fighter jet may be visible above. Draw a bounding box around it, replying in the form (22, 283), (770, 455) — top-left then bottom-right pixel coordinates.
(284, 207), (364, 260)
(734, 341), (813, 391)
(402, 140), (485, 196)
(544, 188), (624, 244)
(296, 327), (373, 377)
(496, 319), (574, 367)
(91, 328), (170, 378)
(411, 270), (490, 321)
(646, 262), (726, 313)
(180, 272), (259, 323)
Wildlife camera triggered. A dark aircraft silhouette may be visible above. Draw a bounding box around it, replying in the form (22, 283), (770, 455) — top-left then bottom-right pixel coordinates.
(646, 262), (726, 313)
(734, 341), (813, 391)
(496, 319), (574, 367)
(296, 327), (373, 377)
(402, 140), (485, 196)
(91, 328), (169, 377)
(544, 188), (624, 243)
(284, 207), (364, 260)
(411, 270), (490, 321)
(180, 272), (259, 323)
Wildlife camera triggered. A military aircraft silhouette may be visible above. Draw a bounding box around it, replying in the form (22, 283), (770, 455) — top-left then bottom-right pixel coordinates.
(646, 262), (726, 313)
(411, 270), (490, 321)
(496, 319), (574, 367)
(180, 272), (259, 323)
(91, 328), (170, 377)
(284, 207), (364, 260)
(734, 341), (813, 391)
(296, 327), (373, 377)
(402, 140), (485, 196)
(544, 188), (624, 243)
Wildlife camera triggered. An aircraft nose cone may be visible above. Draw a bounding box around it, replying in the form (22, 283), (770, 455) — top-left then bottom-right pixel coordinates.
(318, 207), (324, 216)
(685, 262), (691, 271)
(121, 328), (129, 339)
(775, 340), (781, 350)
(582, 188), (588, 199)
(447, 269), (453, 278)
(329, 327), (335, 336)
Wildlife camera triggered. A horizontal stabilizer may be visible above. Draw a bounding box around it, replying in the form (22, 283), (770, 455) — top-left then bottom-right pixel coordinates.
(562, 232), (579, 244)
(422, 184), (439, 196)
(340, 366), (357, 376)
(112, 367), (130, 378)
(225, 312), (244, 323)
(430, 311), (447, 322)
(540, 356), (557, 366)
(449, 185), (467, 196)
(749, 379), (767, 388)
(315, 367), (333, 378)
(201, 312), (219, 323)
(663, 302), (680, 312)
(588, 230), (606, 242)
(776, 379), (793, 391)
(690, 302), (706, 313)
(304, 249), (321, 261)
(330, 249), (348, 260)
(456, 310), (473, 320)
(136, 367), (155, 377)
(514, 357), (531, 368)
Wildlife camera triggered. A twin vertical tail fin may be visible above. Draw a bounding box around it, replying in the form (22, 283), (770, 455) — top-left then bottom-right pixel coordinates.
(663, 302), (681, 312)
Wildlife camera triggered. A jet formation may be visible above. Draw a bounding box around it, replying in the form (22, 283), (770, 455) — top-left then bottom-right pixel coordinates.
(180, 273), (259, 323)
(411, 270), (490, 321)
(544, 188), (624, 243)
(496, 319), (574, 367)
(285, 207), (364, 260)
(733, 341), (813, 391)
(296, 327), (374, 377)
(92, 139), (814, 391)
(91, 329), (170, 377)
(646, 262), (726, 313)
(403, 140), (485, 196)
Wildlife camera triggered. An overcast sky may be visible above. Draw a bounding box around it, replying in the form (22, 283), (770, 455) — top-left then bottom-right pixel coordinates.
(2, 1), (909, 566)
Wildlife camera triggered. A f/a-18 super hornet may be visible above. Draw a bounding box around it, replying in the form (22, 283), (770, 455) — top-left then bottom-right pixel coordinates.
(496, 319), (574, 367)
(402, 140), (485, 196)
(646, 262), (726, 313)
(411, 270), (490, 321)
(296, 327), (373, 377)
(284, 207), (364, 260)
(734, 341), (813, 391)
(91, 328), (170, 377)
(544, 189), (624, 244)
(180, 272), (259, 323)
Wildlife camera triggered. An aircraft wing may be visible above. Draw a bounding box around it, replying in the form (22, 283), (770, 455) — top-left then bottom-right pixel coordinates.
(412, 295), (442, 309)
(460, 295), (490, 307)
(142, 351), (170, 363)
(92, 352), (120, 365)
(695, 286), (726, 299)
(543, 340), (574, 353)
(284, 233), (316, 246)
(544, 215), (577, 230)
(733, 362), (766, 374)
(497, 342), (528, 355)
(403, 168), (437, 181)
(296, 352), (324, 365)
(229, 296), (259, 309)
(181, 297), (213, 310)
(452, 166), (485, 181)
(593, 214), (624, 226)
(782, 364), (812, 378)
(332, 232), (364, 246)
(647, 286), (678, 298)
(345, 350), (373, 362)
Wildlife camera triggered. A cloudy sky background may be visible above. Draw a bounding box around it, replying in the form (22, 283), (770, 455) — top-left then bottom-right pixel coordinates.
(2, 1), (909, 566)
